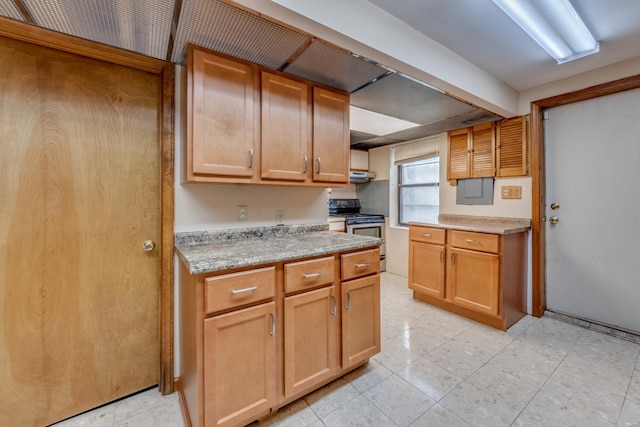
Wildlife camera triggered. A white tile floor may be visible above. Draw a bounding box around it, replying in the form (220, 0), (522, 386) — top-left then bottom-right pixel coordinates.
(54, 272), (640, 427)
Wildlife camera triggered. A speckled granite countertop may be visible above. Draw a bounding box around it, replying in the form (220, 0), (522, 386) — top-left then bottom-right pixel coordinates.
(410, 214), (531, 235)
(175, 223), (382, 275)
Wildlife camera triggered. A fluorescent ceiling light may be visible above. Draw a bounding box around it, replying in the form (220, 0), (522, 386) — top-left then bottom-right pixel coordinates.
(350, 106), (419, 136)
(492, 0), (599, 64)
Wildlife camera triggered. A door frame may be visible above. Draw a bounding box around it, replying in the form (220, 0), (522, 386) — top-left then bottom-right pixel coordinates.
(530, 74), (640, 317)
(0, 17), (176, 394)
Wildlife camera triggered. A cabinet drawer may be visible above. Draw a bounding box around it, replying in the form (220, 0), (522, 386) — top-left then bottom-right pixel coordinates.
(410, 225), (445, 244)
(205, 266), (275, 314)
(285, 256), (335, 294)
(341, 248), (380, 281)
(450, 230), (499, 253)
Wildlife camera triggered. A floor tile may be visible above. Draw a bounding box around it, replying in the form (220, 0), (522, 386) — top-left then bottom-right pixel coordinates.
(439, 381), (520, 427)
(409, 403), (471, 427)
(302, 378), (359, 418)
(52, 405), (116, 427)
(343, 358), (394, 393)
(362, 374), (435, 426)
(254, 399), (320, 426)
(518, 317), (585, 353)
(466, 363), (539, 410)
(398, 356), (464, 401)
(321, 394), (396, 427)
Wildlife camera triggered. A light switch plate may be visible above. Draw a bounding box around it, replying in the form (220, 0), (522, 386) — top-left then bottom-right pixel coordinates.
(501, 186), (522, 199)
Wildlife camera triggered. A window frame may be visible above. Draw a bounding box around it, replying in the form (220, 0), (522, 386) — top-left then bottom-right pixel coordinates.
(397, 156), (440, 227)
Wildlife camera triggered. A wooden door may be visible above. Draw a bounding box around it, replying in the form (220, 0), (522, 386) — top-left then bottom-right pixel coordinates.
(284, 286), (338, 398)
(447, 128), (470, 180)
(470, 122), (495, 178)
(204, 302), (276, 427)
(342, 274), (380, 369)
(261, 72), (310, 181)
(409, 242), (445, 299)
(448, 248), (499, 315)
(0, 37), (162, 426)
(189, 47), (258, 178)
(545, 89), (640, 333)
(312, 87), (349, 183)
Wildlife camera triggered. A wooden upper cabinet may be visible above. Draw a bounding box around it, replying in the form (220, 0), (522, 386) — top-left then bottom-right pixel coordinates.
(447, 128), (470, 181)
(447, 122), (496, 182)
(496, 115), (528, 177)
(261, 72), (310, 182)
(470, 122), (495, 178)
(313, 87), (350, 183)
(188, 47), (258, 180)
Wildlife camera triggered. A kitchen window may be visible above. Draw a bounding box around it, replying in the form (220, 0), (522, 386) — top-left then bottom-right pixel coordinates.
(398, 156), (439, 226)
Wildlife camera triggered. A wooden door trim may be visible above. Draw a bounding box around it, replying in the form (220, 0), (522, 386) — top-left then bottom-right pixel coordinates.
(0, 17), (175, 394)
(530, 74), (640, 317)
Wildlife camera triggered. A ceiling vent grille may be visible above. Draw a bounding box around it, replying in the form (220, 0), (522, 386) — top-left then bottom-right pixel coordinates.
(284, 39), (388, 93)
(171, 0), (310, 67)
(21, 0), (174, 60)
(0, 0), (24, 21)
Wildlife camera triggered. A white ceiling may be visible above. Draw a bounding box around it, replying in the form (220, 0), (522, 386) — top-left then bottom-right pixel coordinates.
(368, 0), (640, 91)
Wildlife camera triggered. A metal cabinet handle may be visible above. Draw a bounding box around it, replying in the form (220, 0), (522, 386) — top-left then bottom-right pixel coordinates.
(355, 263), (370, 268)
(249, 148), (254, 168)
(345, 291), (351, 311)
(450, 253), (455, 265)
(269, 313), (275, 336)
(316, 157), (321, 173)
(303, 272), (322, 278)
(330, 295), (337, 316)
(304, 156), (308, 173)
(465, 239), (481, 244)
(440, 251), (443, 262)
(421, 233), (432, 237)
(231, 286), (257, 295)
(142, 240), (156, 252)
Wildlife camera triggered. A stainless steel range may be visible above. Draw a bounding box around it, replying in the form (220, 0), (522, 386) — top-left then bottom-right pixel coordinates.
(329, 199), (386, 271)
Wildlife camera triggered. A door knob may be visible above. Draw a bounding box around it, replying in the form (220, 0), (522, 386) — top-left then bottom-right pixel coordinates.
(549, 216), (559, 225)
(143, 240), (156, 252)
(551, 203), (560, 210)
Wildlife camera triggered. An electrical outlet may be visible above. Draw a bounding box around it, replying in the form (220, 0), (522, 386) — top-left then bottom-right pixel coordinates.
(501, 186), (522, 199)
(276, 210), (285, 225)
(237, 205), (247, 221)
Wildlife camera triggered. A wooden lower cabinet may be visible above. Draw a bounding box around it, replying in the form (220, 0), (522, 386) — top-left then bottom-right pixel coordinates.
(342, 274), (381, 368)
(409, 224), (527, 330)
(204, 302), (276, 427)
(180, 247), (381, 427)
(284, 286), (338, 398)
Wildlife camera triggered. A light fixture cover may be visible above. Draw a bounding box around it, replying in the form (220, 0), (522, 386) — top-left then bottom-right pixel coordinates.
(492, 0), (599, 64)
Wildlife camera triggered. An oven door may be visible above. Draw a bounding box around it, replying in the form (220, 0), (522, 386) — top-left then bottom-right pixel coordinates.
(346, 222), (386, 271)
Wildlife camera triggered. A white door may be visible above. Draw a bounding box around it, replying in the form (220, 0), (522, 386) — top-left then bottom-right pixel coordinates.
(544, 87), (640, 334)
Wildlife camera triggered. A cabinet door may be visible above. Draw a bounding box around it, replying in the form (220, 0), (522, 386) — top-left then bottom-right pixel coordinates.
(448, 248), (499, 315)
(470, 122), (495, 178)
(204, 302), (276, 427)
(409, 242), (445, 299)
(190, 49), (257, 178)
(342, 274), (381, 368)
(447, 127), (470, 180)
(496, 115), (527, 177)
(261, 72), (310, 181)
(312, 87), (349, 183)
(284, 286), (338, 398)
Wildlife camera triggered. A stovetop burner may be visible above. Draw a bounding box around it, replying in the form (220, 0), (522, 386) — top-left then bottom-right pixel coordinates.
(329, 199), (384, 224)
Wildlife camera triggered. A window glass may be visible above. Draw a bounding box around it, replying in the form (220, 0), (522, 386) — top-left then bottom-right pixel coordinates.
(399, 157), (439, 225)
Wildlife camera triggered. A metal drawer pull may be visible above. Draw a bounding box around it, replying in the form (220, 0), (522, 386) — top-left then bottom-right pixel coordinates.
(269, 313), (275, 336)
(231, 286), (257, 295)
(345, 291), (351, 311)
(317, 157), (321, 173)
(303, 156), (308, 173)
(303, 272), (322, 278)
(330, 295), (337, 316)
(440, 251), (443, 262)
(355, 262), (370, 268)
(465, 239), (481, 244)
(450, 254), (455, 265)
(248, 148), (254, 168)
(421, 233), (432, 237)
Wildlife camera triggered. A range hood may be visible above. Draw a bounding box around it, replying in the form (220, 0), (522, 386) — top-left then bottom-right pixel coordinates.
(349, 171), (376, 184)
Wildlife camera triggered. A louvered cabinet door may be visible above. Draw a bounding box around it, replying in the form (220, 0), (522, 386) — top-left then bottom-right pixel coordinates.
(447, 128), (470, 180)
(470, 122), (495, 178)
(496, 116), (528, 177)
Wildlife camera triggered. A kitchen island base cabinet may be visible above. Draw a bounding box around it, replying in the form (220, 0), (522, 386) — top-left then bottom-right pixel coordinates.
(204, 302), (276, 427)
(409, 224), (527, 331)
